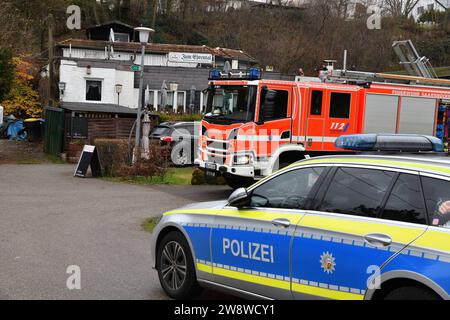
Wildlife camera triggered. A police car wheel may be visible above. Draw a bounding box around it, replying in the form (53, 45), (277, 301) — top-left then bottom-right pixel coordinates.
(157, 231), (202, 300)
(383, 286), (440, 300)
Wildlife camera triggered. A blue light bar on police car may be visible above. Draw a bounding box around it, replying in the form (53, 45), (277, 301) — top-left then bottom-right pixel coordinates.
(335, 134), (444, 152)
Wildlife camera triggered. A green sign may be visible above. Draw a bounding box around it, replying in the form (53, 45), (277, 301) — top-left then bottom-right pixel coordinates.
(131, 65), (141, 72)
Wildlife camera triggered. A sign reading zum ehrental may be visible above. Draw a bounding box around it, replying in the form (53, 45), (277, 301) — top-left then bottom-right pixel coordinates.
(168, 52), (213, 64)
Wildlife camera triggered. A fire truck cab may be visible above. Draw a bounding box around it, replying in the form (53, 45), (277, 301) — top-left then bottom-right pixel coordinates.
(196, 68), (450, 189)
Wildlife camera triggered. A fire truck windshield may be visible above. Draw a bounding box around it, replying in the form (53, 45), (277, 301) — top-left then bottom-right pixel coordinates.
(204, 85), (257, 124)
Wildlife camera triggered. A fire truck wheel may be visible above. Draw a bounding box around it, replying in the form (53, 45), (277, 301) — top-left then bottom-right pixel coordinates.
(225, 176), (255, 190)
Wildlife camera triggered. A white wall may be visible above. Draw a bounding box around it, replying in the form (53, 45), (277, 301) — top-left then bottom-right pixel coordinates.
(59, 59), (136, 108)
(63, 48), (198, 68)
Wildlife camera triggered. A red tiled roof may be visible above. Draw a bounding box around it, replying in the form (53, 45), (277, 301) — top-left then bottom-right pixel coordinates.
(57, 39), (257, 62)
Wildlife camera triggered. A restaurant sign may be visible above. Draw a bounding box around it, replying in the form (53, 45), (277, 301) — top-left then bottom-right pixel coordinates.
(168, 52), (213, 64)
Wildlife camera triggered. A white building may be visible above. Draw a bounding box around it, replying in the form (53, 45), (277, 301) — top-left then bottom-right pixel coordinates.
(57, 21), (258, 113)
(206, 0), (308, 11)
(351, 0), (449, 21)
(268, 0), (450, 21)
(412, 0), (450, 20)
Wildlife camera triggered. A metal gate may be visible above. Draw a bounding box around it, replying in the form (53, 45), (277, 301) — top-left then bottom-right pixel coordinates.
(44, 106), (64, 155)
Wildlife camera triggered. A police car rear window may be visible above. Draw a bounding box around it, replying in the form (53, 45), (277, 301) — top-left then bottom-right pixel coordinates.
(319, 167), (395, 218)
(381, 174), (427, 225)
(422, 177), (450, 228)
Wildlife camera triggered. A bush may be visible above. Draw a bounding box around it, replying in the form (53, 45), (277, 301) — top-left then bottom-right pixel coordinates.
(95, 139), (129, 176)
(95, 138), (172, 179)
(119, 145), (170, 178)
(191, 168), (226, 186)
(158, 113), (203, 123)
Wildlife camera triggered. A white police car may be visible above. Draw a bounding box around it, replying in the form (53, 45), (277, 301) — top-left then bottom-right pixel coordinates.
(151, 134), (450, 300)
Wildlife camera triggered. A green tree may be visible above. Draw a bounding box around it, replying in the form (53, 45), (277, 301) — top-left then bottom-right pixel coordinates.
(1, 56), (42, 118)
(0, 48), (14, 102)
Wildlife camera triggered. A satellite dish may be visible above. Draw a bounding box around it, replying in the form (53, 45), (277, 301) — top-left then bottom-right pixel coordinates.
(109, 28), (115, 43)
(223, 61), (232, 74)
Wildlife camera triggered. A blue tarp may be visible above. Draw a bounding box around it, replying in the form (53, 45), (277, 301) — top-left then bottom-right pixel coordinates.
(6, 120), (27, 141)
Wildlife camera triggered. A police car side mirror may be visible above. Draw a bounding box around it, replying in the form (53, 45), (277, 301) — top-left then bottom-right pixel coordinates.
(228, 188), (250, 208)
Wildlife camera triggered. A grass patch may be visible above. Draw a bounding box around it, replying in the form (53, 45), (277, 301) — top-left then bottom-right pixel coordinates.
(14, 154), (66, 165)
(142, 216), (162, 233)
(16, 159), (43, 165)
(45, 154), (66, 164)
(102, 167), (195, 186)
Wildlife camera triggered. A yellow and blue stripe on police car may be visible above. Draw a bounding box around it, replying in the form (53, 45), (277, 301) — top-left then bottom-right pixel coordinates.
(167, 208), (450, 300)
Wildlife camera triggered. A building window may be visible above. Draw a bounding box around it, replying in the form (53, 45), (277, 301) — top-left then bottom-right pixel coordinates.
(428, 4), (434, 11)
(86, 80), (102, 101)
(177, 92), (186, 112)
(147, 91), (155, 110)
(418, 6), (424, 15)
(114, 33), (130, 42)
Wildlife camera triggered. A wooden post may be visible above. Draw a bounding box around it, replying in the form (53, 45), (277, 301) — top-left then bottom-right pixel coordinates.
(151, 0), (158, 29)
(48, 14), (55, 106)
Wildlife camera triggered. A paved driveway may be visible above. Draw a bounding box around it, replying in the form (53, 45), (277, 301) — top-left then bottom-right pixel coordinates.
(0, 164), (231, 300)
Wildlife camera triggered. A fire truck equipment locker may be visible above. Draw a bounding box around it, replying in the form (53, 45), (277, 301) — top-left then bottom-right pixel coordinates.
(399, 97), (437, 136)
(364, 94), (399, 134)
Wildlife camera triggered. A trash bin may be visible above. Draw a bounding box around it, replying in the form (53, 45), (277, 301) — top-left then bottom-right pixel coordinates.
(24, 118), (45, 142)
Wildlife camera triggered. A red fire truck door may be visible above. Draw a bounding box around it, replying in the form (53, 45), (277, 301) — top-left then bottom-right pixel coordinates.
(304, 89), (326, 150)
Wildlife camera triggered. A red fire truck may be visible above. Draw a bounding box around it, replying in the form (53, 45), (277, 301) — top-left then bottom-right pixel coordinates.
(196, 67), (450, 188)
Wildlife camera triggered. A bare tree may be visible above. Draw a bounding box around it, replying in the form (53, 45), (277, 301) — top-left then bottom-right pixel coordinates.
(382, 0), (420, 17)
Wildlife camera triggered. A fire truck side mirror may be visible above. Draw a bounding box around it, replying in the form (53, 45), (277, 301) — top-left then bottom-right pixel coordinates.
(257, 86), (269, 125)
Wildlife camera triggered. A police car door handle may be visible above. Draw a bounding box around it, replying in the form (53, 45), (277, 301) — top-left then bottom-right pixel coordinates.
(364, 234), (393, 247)
(272, 218), (291, 228)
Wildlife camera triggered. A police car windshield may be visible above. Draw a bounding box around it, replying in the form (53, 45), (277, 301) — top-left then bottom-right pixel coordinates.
(204, 85), (256, 124)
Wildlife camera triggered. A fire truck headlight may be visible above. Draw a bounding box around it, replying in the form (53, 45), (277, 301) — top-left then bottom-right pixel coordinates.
(234, 154), (253, 165)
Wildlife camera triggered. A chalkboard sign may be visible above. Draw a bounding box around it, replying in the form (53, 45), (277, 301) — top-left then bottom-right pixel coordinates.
(74, 145), (103, 178)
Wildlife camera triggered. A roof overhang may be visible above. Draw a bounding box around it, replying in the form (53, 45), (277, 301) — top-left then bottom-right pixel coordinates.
(61, 102), (138, 115)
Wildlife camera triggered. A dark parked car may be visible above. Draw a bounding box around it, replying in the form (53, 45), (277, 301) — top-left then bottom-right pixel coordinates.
(150, 122), (199, 166)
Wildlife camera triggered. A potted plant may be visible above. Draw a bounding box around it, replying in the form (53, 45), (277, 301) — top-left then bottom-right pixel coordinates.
(67, 139), (85, 162)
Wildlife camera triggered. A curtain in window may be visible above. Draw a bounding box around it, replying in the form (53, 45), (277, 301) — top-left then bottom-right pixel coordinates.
(86, 81), (102, 101)
(147, 91), (155, 110)
(177, 92), (185, 108)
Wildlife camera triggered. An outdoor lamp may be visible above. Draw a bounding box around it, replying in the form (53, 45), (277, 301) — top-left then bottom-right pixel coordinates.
(135, 27), (155, 45)
(133, 26), (155, 163)
(115, 84), (123, 107)
(58, 82), (66, 96)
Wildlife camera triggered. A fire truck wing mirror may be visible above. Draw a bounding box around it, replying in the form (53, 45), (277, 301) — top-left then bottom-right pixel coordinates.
(257, 86), (269, 125)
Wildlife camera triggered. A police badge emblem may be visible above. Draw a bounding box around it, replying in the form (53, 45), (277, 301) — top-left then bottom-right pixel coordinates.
(320, 252), (336, 274)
